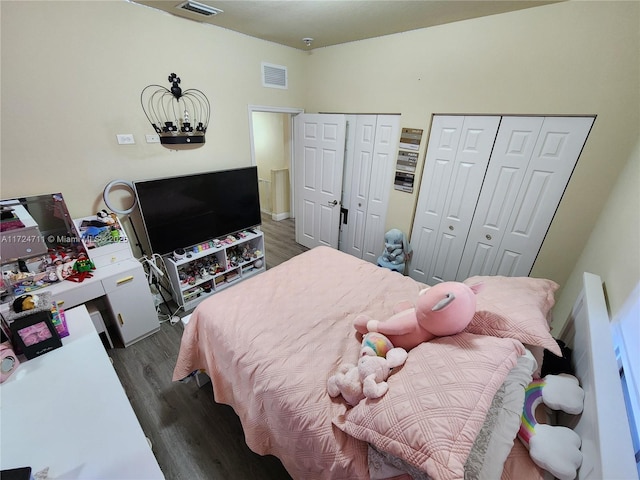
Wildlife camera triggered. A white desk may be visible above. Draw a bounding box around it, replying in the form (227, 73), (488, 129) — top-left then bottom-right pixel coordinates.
(0, 305), (165, 479)
(41, 258), (160, 348)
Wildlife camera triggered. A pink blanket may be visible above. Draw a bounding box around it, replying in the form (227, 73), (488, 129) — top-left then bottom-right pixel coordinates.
(173, 247), (523, 479)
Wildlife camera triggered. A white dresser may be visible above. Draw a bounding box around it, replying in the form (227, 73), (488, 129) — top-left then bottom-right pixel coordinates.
(43, 257), (160, 347)
(0, 305), (165, 479)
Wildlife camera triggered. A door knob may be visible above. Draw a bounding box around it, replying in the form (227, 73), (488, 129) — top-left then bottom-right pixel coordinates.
(448, 225), (454, 231)
(486, 234), (492, 240)
(328, 200), (338, 207)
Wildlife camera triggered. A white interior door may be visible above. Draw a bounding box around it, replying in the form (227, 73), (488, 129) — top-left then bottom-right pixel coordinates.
(294, 113), (346, 250)
(409, 116), (500, 284)
(361, 115), (401, 263)
(409, 116), (464, 283)
(455, 116), (545, 279)
(340, 115), (400, 263)
(340, 115), (377, 258)
(486, 116), (594, 277)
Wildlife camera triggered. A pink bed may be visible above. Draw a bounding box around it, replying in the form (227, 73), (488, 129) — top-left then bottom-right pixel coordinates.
(173, 246), (558, 479)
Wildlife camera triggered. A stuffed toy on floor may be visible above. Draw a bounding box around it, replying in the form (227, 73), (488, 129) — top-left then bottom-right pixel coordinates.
(378, 229), (411, 267)
(518, 373), (585, 480)
(327, 333), (407, 406)
(353, 281), (482, 351)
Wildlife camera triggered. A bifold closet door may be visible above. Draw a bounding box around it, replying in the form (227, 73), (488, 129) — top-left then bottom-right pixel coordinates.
(456, 116), (594, 279)
(340, 115), (400, 263)
(409, 116), (500, 284)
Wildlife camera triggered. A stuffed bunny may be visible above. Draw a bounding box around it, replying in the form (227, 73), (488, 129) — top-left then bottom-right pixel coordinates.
(353, 281), (482, 351)
(327, 333), (407, 406)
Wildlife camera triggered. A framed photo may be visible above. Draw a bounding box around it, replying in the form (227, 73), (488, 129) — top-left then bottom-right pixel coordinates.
(9, 310), (61, 359)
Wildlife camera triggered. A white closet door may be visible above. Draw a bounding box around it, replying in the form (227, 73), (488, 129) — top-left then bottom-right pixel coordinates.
(456, 116), (544, 280)
(341, 115), (377, 259)
(340, 115), (400, 262)
(489, 116), (594, 277)
(409, 116), (500, 284)
(361, 115), (401, 263)
(409, 116), (464, 283)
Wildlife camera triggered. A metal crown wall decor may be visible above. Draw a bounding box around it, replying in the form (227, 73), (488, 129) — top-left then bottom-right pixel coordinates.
(141, 73), (210, 150)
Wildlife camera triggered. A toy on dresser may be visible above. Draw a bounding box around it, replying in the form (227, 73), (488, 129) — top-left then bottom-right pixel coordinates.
(73, 210), (132, 269)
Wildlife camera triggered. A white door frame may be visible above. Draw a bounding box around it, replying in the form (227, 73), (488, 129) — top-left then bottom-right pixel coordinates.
(248, 105), (304, 219)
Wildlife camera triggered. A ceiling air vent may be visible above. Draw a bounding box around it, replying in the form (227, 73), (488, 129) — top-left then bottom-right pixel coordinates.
(177, 1), (223, 16)
(262, 62), (288, 90)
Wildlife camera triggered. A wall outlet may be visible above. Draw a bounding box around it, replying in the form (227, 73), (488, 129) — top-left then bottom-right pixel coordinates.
(116, 134), (135, 145)
(145, 134), (160, 144)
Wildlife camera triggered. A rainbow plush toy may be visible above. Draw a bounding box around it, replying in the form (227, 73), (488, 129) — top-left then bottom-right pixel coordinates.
(518, 374), (585, 480)
(360, 332), (394, 358)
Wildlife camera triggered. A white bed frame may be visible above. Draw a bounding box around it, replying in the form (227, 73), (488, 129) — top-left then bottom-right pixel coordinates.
(560, 272), (637, 479)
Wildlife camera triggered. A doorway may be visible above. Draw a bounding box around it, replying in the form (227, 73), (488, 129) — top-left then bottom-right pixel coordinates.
(248, 105), (303, 249)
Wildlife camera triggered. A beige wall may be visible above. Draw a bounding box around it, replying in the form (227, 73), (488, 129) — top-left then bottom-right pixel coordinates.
(552, 139), (640, 333)
(252, 112), (290, 214)
(1, 1), (306, 216)
(303, 0), (639, 289)
(1, 0), (638, 298)
(252, 112), (289, 177)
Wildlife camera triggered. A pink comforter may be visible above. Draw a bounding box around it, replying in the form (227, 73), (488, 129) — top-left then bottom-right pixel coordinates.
(173, 247), (523, 479)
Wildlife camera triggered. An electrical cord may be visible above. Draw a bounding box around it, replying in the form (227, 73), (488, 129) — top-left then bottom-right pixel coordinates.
(138, 253), (183, 325)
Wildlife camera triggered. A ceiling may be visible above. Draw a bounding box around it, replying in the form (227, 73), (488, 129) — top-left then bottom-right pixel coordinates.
(132, 0), (561, 50)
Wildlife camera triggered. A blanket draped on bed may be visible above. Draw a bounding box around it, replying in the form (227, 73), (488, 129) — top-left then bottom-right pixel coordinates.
(173, 246), (523, 480)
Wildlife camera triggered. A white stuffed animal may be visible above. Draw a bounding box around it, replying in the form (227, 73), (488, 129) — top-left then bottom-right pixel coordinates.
(327, 334), (408, 406)
(518, 374), (585, 480)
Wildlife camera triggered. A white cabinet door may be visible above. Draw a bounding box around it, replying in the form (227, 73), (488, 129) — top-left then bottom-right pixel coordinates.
(455, 116), (544, 279)
(102, 262), (159, 347)
(361, 115), (401, 263)
(294, 114), (346, 250)
(487, 116), (594, 277)
(412, 115), (593, 285)
(340, 115), (400, 263)
(409, 116), (500, 284)
(409, 116), (464, 283)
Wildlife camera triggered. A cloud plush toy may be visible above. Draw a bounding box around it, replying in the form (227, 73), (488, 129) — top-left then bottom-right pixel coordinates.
(518, 374), (585, 480)
(353, 281), (482, 351)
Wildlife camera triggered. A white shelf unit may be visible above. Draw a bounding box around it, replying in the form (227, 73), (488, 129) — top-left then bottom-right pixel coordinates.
(165, 230), (265, 311)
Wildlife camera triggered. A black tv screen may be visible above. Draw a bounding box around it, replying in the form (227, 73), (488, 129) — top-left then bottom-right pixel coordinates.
(134, 167), (261, 256)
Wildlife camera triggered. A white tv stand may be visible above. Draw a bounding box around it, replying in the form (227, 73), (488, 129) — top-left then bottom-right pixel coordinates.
(165, 229), (265, 311)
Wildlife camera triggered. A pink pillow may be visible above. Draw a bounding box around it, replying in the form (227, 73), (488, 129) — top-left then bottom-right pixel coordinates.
(335, 333), (524, 480)
(463, 276), (561, 356)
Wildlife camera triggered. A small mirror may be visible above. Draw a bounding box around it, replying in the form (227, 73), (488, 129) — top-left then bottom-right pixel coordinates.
(1, 193), (87, 298)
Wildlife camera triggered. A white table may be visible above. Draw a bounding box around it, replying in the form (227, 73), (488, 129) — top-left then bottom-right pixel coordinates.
(0, 305), (165, 479)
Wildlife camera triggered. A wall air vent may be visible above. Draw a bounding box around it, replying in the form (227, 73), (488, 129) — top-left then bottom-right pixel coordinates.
(262, 62), (288, 90)
(177, 1), (223, 16)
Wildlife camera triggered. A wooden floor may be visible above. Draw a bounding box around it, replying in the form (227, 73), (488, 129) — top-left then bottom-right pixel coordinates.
(109, 215), (306, 480)
(260, 213), (308, 269)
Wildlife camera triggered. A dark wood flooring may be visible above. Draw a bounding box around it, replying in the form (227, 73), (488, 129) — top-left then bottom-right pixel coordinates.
(109, 215), (306, 480)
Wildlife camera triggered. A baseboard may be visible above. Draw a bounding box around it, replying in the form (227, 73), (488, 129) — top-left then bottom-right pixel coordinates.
(271, 212), (290, 221)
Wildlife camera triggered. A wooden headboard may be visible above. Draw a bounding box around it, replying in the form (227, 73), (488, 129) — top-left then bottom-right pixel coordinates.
(560, 272), (637, 479)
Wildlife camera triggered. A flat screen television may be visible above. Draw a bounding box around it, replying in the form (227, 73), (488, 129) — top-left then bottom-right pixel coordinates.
(134, 167), (261, 256)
